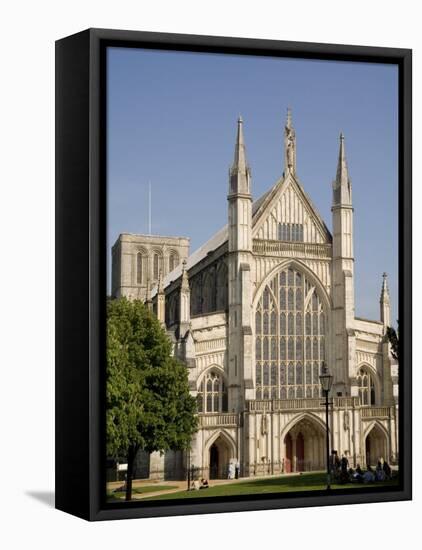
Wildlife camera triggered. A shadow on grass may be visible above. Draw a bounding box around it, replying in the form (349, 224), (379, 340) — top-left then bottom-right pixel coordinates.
(237, 473), (326, 489)
(143, 472), (399, 501)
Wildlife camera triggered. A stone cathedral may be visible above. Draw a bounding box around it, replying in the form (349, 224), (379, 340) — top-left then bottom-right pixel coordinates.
(111, 111), (398, 480)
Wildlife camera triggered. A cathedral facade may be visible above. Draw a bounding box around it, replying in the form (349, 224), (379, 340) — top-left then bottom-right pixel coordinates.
(112, 112), (398, 480)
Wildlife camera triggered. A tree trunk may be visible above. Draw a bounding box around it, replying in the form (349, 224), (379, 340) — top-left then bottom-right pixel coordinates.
(125, 445), (137, 501)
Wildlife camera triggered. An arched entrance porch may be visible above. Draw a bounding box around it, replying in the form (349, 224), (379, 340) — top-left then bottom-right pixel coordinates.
(365, 423), (388, 467)
(205, 431), (236, 479)
(282, 415), (325, 473)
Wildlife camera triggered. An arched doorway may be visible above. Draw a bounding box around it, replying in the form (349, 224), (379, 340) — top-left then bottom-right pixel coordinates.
(365, 424), (388, 466)
(283, 416), (325, 472)
(209, 444), (219, 479)
(206, 433), (235, 479)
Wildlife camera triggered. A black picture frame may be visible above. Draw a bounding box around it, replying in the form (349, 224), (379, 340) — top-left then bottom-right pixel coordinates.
(55, 28), (412, 521)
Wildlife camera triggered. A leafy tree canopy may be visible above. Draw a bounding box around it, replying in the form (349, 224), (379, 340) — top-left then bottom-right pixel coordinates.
(106, 297), (198, 461)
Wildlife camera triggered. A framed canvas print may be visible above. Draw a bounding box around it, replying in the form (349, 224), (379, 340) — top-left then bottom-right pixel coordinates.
(55, 28), (412, 521)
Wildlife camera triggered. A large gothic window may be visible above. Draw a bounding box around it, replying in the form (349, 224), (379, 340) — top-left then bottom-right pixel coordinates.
(196, 371), (228, 413)
(255, 267), (326, 400)
(357, 367), (376, 405)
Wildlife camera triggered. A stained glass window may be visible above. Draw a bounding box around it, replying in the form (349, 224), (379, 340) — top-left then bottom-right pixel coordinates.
(271, 311), (277, 333)
(280, 313), (286, 333)
(256, 337), (261, 360)
(255, 266), (326, 400)
(280, 363), (286, 385)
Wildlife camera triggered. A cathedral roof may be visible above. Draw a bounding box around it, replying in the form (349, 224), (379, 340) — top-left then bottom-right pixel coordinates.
(153, 224), (228, 294)
(153, 184), (275, 295)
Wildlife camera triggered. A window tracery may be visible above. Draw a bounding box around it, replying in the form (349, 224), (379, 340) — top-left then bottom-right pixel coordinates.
(255, 267), (326, 400)
(196, 371), (228, 412)
(357, 367), (376, 405)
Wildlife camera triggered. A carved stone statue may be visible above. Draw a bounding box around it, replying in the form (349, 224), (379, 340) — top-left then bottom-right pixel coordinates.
(343, 410), (350, 431)
(285, 125), (295, 169)
(287, 141), (294, 168)
(261, 413), (268, 435)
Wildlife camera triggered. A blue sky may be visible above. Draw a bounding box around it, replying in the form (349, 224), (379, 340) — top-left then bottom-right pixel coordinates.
(107, 47), (398, 323)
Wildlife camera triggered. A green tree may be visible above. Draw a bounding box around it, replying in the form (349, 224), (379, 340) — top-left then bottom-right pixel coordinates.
(386, 322), (399, 361)
(106, 297), (198, 501)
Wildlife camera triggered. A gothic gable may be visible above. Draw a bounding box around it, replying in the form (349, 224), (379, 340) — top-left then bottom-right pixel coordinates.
(252, 174), (332, 244)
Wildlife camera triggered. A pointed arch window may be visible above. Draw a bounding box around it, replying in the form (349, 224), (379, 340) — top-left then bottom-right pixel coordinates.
(255, 266), (326, 400)
(136, 252), (144, 285)
(169, 251), (179, 272)
(197, 371), (228, 413)
(357, 367), (376, 405)
(153, 252), (160, 280)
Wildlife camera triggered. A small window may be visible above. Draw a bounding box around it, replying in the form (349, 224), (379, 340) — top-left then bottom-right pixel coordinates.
(153, 253), (160, 279)
(136, 253), (143, 285)
(169, 252), (179, 272)
(278, 222), (304, 242)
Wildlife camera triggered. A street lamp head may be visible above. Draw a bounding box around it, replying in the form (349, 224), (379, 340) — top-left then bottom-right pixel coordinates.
(319, 362), (333, 393)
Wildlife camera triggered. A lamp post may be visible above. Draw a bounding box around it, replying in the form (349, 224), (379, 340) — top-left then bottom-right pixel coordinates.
(319, 362), (333, 490)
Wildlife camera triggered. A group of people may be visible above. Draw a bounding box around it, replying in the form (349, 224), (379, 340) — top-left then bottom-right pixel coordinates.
(351, 461), (393, 483)
(227, 461), (240, 480)
(330, 450), (393, 484)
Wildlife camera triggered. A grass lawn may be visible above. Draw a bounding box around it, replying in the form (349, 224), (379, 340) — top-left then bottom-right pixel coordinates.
(107, 484), (178, 501)
(143, 473), (399, 501)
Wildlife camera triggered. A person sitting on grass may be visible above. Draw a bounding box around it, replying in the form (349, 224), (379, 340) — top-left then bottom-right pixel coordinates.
(353, 464), (364, 482)
(363, 465), (375, 483)
(200, 478), (209, 489)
